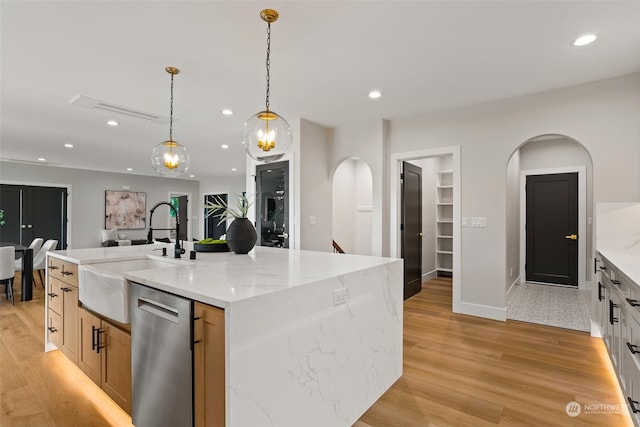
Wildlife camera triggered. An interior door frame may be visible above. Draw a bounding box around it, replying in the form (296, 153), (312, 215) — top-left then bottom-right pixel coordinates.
(1, 179), (73, 248)
(167, 191), (192, 241)
(390, 146), (461, 313)
(519, 166), (586, 289)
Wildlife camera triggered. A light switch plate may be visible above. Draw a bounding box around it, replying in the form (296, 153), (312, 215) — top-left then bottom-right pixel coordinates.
(471, 217), (487, 228)
(462, 217), (469, 227)
(309, 216), (316, 226)
(333, 288), (348, 306)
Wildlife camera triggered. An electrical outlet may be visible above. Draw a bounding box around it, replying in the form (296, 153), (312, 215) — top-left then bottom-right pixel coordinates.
(333, 288), (348, 306)
(309, 216), (316, 226)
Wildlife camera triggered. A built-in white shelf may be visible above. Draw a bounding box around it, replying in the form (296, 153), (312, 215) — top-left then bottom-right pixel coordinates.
(436, 170), (454, 276)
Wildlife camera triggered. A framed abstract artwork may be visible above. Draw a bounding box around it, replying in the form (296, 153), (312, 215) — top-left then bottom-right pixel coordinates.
(105, 190), (146, 229)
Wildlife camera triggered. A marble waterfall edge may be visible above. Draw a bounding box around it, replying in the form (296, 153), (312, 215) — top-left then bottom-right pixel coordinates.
(227, 261), (403, 427)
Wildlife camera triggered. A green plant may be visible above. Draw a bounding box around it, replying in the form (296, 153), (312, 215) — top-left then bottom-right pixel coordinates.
(204, 194), (252, 226)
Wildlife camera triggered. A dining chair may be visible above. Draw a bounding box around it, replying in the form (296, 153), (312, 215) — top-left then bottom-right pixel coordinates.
(32, 239), (58, 288)
(14, 237), (44, 270)
(0, 246), (16, 305)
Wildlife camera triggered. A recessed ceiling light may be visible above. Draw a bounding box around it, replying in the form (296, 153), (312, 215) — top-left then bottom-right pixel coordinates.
(573, 34), (597, 47)
(37, 157), (46, 162)
(126, 168), (133, 171)
(222, 109), (233, 116)
(368, 90), (382, 99)
(189, 174), (195, 178)
(64, 143), (74, 148)
(107, 120), (119, 126)
(221, 144), (229, 149)
(231, 168), (237, 172)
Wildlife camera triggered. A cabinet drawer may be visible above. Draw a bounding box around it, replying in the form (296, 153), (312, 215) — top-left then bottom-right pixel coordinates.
(48, 309), (62, 349)
(47, 256), (78, 285)
(48, 277), (63, 314)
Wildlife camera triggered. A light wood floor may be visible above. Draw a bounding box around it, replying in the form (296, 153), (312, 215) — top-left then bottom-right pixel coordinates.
(0, 276), (632, 426)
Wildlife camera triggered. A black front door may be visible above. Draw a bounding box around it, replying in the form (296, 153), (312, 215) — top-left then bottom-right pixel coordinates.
(204, 194), (228, 240)
(0, 184), (67, 249)
(401, 161), (422, 299)
(525, 173), (578, 286)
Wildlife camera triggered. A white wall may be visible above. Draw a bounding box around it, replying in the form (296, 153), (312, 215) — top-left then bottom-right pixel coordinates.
(0, 161), (199, 249)
(299, 119), (333, 252)
(332, 158), (373, 255)
(387, 73), (640, 319)
(506, 149), (520, 291)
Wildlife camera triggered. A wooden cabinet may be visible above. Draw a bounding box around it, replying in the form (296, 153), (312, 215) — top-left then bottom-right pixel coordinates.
(46, 256), (78, 364)
(78, 307), (132, 415)
(194, 302), (225, 427)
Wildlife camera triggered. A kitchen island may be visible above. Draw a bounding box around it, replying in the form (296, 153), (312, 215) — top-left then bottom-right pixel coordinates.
(45, 245), (403, 427)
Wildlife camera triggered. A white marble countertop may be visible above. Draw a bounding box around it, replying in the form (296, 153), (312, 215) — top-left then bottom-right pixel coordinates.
(598, 245), (640, 286)
(49, 245), (401, 308)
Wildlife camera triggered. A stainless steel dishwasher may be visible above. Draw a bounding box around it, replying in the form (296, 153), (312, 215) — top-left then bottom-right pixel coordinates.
(130, 283), (193, 427)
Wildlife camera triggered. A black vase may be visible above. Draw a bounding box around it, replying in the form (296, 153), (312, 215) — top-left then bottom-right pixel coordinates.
(226, 218), (257, 254)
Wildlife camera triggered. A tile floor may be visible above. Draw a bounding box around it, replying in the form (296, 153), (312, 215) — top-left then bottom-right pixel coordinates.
(507, 282), (591, 332)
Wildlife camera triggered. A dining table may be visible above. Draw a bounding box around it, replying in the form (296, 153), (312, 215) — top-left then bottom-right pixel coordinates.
(0, 242), (33, 301)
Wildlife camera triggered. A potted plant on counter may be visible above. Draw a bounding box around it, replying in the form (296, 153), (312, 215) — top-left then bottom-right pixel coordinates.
(204, 194), (257, 254)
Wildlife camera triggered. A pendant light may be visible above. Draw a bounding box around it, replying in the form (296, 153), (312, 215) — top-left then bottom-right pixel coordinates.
(243, 9), (292, 163)
(151, 66), (190, 177)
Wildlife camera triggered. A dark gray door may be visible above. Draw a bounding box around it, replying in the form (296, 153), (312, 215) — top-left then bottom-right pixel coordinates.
(256, 161), (289, 248)
(0, 184), (67, 249)
(204, 194), (227, 240)
(525, 173), (578, 286)
(401, 161), (422, 299)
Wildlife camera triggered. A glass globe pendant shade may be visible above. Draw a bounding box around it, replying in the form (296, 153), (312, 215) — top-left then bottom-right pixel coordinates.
(151, 140), (191, 177)
(243, 110), (292, 163)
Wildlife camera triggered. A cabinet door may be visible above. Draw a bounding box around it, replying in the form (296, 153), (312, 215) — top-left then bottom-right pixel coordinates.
(102, 322), (132, 415)
(60, 284), (78, 364)
(194, 302), (225, 427)
(48, 309), (62, 349)
(77, 308), (101, 385)
(48, 277), (63, 315)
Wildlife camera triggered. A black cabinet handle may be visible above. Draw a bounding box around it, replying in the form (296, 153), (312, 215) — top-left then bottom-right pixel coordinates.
(96, 328), (105, 354)
(48, 265), (58, 270)
(600, 266), (607, 271)
(612, 279), (621, 285)
(627, 342), (640, 354)
(48, 326), (58, 333)
(91, 325), (97, 351)
(48, 292), (58, 298)
(627, 298), (640, 307)
(60, 287), (73, 293)
(61, 270), (73, 276)
(628, 397), (640, 414)
(598, 282), (604, 301)
(610, 300), (619, 325)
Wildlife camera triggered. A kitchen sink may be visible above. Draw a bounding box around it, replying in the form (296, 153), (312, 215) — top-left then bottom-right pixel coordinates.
(78, 258), (179, 323)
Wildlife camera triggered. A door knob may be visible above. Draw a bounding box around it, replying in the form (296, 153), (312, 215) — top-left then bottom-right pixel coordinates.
(565, 234), (578, 240)
(418, 233), (425, 237)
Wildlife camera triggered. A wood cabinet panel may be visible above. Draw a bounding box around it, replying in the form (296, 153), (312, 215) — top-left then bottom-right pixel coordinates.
(60, 284), (78, 364)
(102, 322), (131, 414)
(47, 256), (78, 285)
(48, 277), (63, 314)
(194, 302), (225, 427)
(77, 307), (132, 415)
(48, 309), (62, 349)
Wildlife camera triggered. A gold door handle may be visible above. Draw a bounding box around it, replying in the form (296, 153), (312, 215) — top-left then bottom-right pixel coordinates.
(565, 234), (578, 240)
(418, 233), (425, 237)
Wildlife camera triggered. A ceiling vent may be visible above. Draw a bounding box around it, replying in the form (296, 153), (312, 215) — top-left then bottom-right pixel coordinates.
(69, 94), (171, 124)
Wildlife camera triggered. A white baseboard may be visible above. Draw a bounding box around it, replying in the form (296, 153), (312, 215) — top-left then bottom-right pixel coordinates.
(506, 275), (521, 297)
(422, 269), (437, 282)
(456, 301), (507, 322)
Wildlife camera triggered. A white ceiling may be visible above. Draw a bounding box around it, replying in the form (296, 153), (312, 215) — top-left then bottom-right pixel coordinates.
(2, 1), (639, 180)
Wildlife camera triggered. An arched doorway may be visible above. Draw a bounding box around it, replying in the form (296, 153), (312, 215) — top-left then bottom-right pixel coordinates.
(332, 158), (373, 255)
(506, 134), (594, 331)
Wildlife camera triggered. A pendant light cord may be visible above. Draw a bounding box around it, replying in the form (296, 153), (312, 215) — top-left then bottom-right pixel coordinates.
(169, 72), (175, 141)
(265, 21), (271, 111)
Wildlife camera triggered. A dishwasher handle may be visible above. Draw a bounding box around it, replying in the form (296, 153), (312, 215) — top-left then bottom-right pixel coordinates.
(137, 296), (181, 324)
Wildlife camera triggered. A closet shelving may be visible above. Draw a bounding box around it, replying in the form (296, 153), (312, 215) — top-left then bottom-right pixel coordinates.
(436, 170), (453, 276)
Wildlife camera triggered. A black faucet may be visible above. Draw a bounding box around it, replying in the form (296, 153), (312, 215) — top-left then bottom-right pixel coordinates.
(147, 201), (185, 259)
